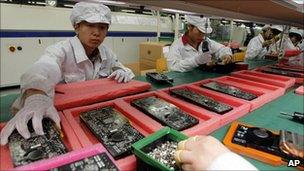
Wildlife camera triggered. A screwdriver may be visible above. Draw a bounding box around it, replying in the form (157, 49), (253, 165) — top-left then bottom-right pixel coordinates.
(280, 112), (304, 123)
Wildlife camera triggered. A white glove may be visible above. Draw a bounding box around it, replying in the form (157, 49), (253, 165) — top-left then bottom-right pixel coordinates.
(107, 69), (132, 83)
(195, 52), (212, 65)
(0, 94), (61, 145)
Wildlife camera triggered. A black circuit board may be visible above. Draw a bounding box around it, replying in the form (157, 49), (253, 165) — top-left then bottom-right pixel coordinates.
(52, 152), (118, 171)
(131, 96), (199, 131)
(261, 67), (304, 78)
(80, 106), (144, 159)
(201, 82), (257, 101)
(8, 119), (67, 167)
(231, 125), (304, 165)
(170, 88), (233, 114)
(146, 72), (173, 84)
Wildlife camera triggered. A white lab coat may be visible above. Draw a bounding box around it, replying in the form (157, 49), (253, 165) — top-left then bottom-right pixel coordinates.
(166, 37), (232, 72)
(207, 152), (258, 170)
(297, 41), (304, 51)
(269, 35), (298, 53)
(245, 34), (268, 61)
(13, 36), (134, 109)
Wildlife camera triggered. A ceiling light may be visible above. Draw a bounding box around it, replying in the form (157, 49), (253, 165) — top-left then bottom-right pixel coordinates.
(291, 0), (304, 4)
(45, 0), (57, 7)
(162, 8), (196, 15)
(98, 0), (126, 5)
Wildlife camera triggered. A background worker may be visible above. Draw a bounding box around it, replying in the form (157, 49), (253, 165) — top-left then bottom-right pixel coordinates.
(166, 15), (233, 72)
(245, 25), (282, 62)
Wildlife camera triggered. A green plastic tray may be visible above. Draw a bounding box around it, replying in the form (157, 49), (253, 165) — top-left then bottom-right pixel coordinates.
(132, 127), (188, 171)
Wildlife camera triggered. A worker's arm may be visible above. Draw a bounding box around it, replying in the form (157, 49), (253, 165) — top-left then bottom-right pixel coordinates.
(174, 135), (257, 171)
(166, 41), (211, 72)
(207, 152), (258, 170)
(245, 38), (266, 60)
(208, 38), (233, 63)
(0, 44), (64, 145)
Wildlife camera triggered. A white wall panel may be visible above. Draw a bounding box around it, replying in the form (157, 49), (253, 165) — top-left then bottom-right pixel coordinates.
(0, 38), (54, 87)
(0, 4), (173, 32)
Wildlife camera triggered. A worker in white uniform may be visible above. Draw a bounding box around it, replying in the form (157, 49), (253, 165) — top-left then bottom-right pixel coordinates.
(174, 135), (257, 170)
(0, 2), (134, 145)
(245, 25), (282, 62)
(284, 28), (304, 66)
(166, 15), (233, 72)
(285, 27), (303, 50)
(269, 27), (302, 54)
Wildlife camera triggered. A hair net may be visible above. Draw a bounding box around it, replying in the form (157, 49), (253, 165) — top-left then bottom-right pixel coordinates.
(289, 27), (303, 38)
(70, 2), (111, 26)
(271, 25), (283, 32)
(262, 24), (271, 30)
(185, 15), (212, 34)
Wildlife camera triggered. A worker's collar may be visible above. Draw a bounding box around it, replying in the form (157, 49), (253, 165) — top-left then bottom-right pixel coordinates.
(258, 34), (265, 43)
(182, 34), (189, 45)
(182, 34), (205, 51)
(71, 36), (106, 63)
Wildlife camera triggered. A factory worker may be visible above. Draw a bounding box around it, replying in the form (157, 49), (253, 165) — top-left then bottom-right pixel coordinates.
(0, 2), (134, 145)
(285, 27), (303, 50)
(166, 15), (233, 72)
(244, 25), (282, 61)
(269, 27), (302, 54)
(175, 135), (258, 171)
(284, 28), (304, 66)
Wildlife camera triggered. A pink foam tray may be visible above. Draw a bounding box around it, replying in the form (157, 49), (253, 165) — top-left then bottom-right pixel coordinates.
(231, 70), (295, 90)
(54, 79), (151, 110)
(62, 99), (153, 171)
(120, 91), (221, 136)
(0, 112), (82, 170)
(255, 66), (304, 84)
(15, 143), (117, 170)
(158, 84), (251, 127)
(295, 86), (304, 95)
(191, 76), (285, 111)
(62, 90), (222, 170)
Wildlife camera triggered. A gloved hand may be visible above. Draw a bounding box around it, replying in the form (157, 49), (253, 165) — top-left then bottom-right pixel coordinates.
(107, 69), (132, 83)
(221, 55), (233, 65)
(174, 135), (230, 171)
(0, 94), (61, 145)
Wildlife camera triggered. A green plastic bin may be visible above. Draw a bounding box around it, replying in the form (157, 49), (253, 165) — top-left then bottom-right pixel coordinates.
(132, 127), (188, 171)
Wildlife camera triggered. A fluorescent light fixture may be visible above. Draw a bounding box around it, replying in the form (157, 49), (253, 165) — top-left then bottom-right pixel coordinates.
(143, 11), (153, 15)
(63, 4), (74, 8)
(45, 0), (56, 6)
(162, 8), (196, 15)
(291, 0), (304, 4)
(98, 0), (126, 5)
(36, 1), (46, 5)
(121, 9), (135, 13)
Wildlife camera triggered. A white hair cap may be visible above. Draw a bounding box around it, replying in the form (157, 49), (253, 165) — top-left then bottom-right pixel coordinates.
(70, 2), (111, 26)
(289, 27), (303, 38)
(271, 25), (283, 32)
(262, 24), (271, 30)
(185, 15), (212, 34)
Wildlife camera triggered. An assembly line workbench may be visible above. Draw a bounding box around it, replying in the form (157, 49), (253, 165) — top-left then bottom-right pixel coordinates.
(0, 59), (303, 170)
